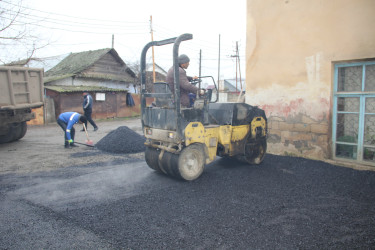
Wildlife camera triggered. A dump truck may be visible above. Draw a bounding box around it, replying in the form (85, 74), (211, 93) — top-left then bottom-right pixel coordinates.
(0, 66), (44, 143)
(140, 34), (267, 181)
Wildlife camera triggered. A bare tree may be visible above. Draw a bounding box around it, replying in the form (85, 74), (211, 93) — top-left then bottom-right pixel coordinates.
(0, 0), (49, 65)
(128, 59), (168, 93)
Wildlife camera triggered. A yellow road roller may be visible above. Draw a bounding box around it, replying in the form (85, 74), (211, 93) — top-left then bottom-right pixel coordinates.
(140, 33), (267, 181)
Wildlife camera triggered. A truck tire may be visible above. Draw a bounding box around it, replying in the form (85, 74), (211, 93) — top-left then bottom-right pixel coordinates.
(0, 123), (16, 143)
(0, 131), (13, 144)
(14, 122), (27, 141)
(0, 122), (27, 143)
(19, 122), (27, 140)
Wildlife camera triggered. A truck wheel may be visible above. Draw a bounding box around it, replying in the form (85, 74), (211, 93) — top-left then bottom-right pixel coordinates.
(145, 147), (163, 173)
(244, 138), (267, 164)
(11, 122), (27, 141)
(176, 144), (205, 181)
(0, 129), (14, 143)
(18, 122), (27, 140)
(0, 123), (22, 143)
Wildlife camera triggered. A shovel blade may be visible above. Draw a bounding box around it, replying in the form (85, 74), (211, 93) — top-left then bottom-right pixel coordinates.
(75, 141), (95, 147)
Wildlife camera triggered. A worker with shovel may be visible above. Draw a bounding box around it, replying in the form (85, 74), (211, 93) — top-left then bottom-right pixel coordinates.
(57, 112), (87, 149)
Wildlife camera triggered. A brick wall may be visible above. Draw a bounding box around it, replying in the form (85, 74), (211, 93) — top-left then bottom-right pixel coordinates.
(267, 115), (330, 159)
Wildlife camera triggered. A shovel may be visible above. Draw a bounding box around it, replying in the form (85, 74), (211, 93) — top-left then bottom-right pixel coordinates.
(74, 141), (95, 147)
(83, 123), (94, 146)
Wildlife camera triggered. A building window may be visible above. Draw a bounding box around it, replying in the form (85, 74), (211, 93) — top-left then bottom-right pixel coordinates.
(96, 93), (105, 101)
(333, 61), (375, 164)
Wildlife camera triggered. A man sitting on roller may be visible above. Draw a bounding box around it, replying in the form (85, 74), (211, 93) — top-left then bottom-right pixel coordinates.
(166, 54), (203, 108)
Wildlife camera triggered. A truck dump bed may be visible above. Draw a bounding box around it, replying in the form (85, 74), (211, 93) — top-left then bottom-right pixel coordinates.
(0, 66), (44, 110)
(0, 66), (44, 143)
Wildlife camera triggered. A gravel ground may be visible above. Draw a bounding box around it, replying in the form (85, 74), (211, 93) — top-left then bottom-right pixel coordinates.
(0, 118), (374, 249)
(0, 117), (144, 174)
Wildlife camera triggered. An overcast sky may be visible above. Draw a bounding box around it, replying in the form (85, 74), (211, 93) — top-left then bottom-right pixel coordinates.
(2, 0), (247, 80)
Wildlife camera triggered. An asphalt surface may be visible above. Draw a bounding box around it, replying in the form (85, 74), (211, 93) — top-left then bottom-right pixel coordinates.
(1, 151), (374, 249)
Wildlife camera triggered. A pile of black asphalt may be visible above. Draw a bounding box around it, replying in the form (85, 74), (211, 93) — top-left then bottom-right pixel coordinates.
(95, 126), (146, 154)
(1, 155), (374, 249)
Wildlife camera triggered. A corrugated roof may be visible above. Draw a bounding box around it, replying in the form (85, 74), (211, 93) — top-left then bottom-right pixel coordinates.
(44, 85), (128, 93)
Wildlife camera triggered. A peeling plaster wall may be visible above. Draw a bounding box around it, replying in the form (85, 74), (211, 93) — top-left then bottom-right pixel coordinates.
(246, 0), (375, 160)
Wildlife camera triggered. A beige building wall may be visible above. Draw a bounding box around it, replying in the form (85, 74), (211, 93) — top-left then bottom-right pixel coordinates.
(246, 0), (375, 160)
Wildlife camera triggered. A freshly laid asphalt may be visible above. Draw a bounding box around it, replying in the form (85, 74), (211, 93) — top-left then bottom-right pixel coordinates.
(0, 152), (374, 249)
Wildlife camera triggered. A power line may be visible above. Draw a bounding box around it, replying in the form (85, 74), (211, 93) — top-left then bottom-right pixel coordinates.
(0, 8), (149, 34)
(0, 7), (149, 30)
(1, 15), (148, 35)
(1, 1), (246, 78)
(1, 0), (148, 25)
(2, 2), (243, 56)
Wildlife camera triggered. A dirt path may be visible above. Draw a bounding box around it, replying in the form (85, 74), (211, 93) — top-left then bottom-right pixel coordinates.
(0, 117), (144, 175)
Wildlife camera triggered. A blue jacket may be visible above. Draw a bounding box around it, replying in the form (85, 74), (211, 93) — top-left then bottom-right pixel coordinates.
(83, 94), (93, 111)
(58, 112), (81, 140)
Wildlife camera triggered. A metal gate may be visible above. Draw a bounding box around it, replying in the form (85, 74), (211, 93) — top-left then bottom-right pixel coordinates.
(333, 61), (375, 164)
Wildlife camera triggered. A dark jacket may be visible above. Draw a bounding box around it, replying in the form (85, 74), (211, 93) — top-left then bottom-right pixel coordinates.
(83, 94), (93, 111)
(166, 66), (198, 107)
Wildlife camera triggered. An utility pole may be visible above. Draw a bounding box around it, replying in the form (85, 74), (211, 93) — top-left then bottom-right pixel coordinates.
(199, 50), (202, 77)
(112, 34), (114, 48)
(199, 50), (202, 89)
(235, 42), (238, 93)
(231, 41), (243, 94)
(218, 34), (221, 93)
(236, 42), (244, 102)
(150, 15), (156, 82)
(237, 42), (242, 92)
